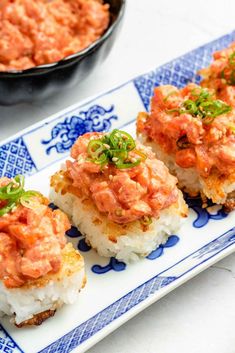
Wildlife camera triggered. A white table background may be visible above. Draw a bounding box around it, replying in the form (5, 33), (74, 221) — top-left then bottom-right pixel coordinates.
(0, 0), (235, 352)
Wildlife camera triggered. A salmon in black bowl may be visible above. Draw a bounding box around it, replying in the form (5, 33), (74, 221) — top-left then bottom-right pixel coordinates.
(0, 0), (126, 105)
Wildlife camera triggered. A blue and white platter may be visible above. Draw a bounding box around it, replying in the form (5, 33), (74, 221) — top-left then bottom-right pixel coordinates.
(0, 31), (235, 353)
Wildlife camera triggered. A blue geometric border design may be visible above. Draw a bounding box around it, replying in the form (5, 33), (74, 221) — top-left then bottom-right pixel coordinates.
(39, 276), (176, 353)
(0, 324), (24, 353)
(134, 31), (235, 110)
(0, 138), (37, 178)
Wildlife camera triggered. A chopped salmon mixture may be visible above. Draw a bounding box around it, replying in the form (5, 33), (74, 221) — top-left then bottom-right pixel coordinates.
(0, 178), (70, 288)
(137, 84), (235, 178)
(0, 0), (109, 71)
(200, 42), (235, 107)
(66, 132), (179, 224)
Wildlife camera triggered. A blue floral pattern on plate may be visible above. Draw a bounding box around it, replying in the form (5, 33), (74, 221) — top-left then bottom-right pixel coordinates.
(41, 105), (118, 154)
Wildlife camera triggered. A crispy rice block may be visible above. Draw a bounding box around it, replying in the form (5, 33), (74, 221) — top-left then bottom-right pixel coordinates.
(50, 171), (188, 263)
(138, 132), (235, 210)
(0, 243), (86, 326)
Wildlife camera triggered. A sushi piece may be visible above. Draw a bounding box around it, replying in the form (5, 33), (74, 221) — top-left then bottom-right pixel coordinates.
(0, 175), (86, 327)
(137, 83), (235, 210)
(50, 130), (188, 263)
(200, 42), (235, 107)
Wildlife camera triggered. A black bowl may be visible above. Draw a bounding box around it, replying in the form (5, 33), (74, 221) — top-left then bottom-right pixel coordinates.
(0, 0), (125, 105)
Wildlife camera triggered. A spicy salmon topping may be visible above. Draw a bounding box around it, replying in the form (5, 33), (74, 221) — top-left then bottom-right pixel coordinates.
(66, 130), (179, 224)
(137, 84), (235, 178)
(0, 0), (109, 71)
(0, 176), (70, 288)
(200, 42), (235, 107)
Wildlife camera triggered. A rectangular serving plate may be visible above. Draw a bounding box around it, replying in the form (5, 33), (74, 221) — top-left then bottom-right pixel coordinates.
(0, 31), (235, 353)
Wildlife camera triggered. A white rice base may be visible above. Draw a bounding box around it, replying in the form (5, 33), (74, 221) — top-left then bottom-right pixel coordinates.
(138, 133), (235, 204)
(0, 260), (85, 325)
(50, 187), (187, 263)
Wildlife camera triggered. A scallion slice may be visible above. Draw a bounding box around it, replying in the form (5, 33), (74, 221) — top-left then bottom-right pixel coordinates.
(86, 130), (146, 169)
(0, 175), (40, 216)
(168, 88), (231, 123)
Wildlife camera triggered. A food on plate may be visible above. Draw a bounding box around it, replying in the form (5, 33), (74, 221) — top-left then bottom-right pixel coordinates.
(50, 130), (188, 263)
(200, 42), (235, 107)
(0, 175), (86, 327)
(137, 83), (235, 210)
(0, 0), (110, 71)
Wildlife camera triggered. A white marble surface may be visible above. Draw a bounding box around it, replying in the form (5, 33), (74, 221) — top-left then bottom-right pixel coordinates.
(0, 0), (235, 352)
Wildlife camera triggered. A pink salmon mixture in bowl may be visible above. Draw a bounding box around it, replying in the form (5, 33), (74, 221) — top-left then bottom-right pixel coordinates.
(0, 0), (110, 71)
(0, 0), (125, 104)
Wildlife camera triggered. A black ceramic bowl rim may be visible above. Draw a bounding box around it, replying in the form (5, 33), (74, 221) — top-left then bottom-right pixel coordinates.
(0, 0), (126, 78)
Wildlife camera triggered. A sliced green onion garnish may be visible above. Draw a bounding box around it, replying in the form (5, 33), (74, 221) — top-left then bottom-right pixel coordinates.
(228, 123), (235, 133)
(93, 152), (108, 165)
(109, 129), (136, 151)
(219, 52), (235, 85)
(20, 191), (41, 209)
(86, 130), (146, 169)
(167, 108), (180, 114)
(0, 200), (16, 216)
(0, 175), (41, 216)
(221, 68), (235, 85)
(87, 140), (105, 158)
(163, 90), (178, 102)
(227, 70), (235, 85)
(133, 149), (147, 162)
(0, 174), (24, 200)
(180, 100), (198, 115)
(168, 88), (231, 123)
(140, 215), (152, 226)
(109, 130), (120, 149)
(229, 52), (235, 67)
(109, 148), (128, 161)
(115, 159), (141, 169)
